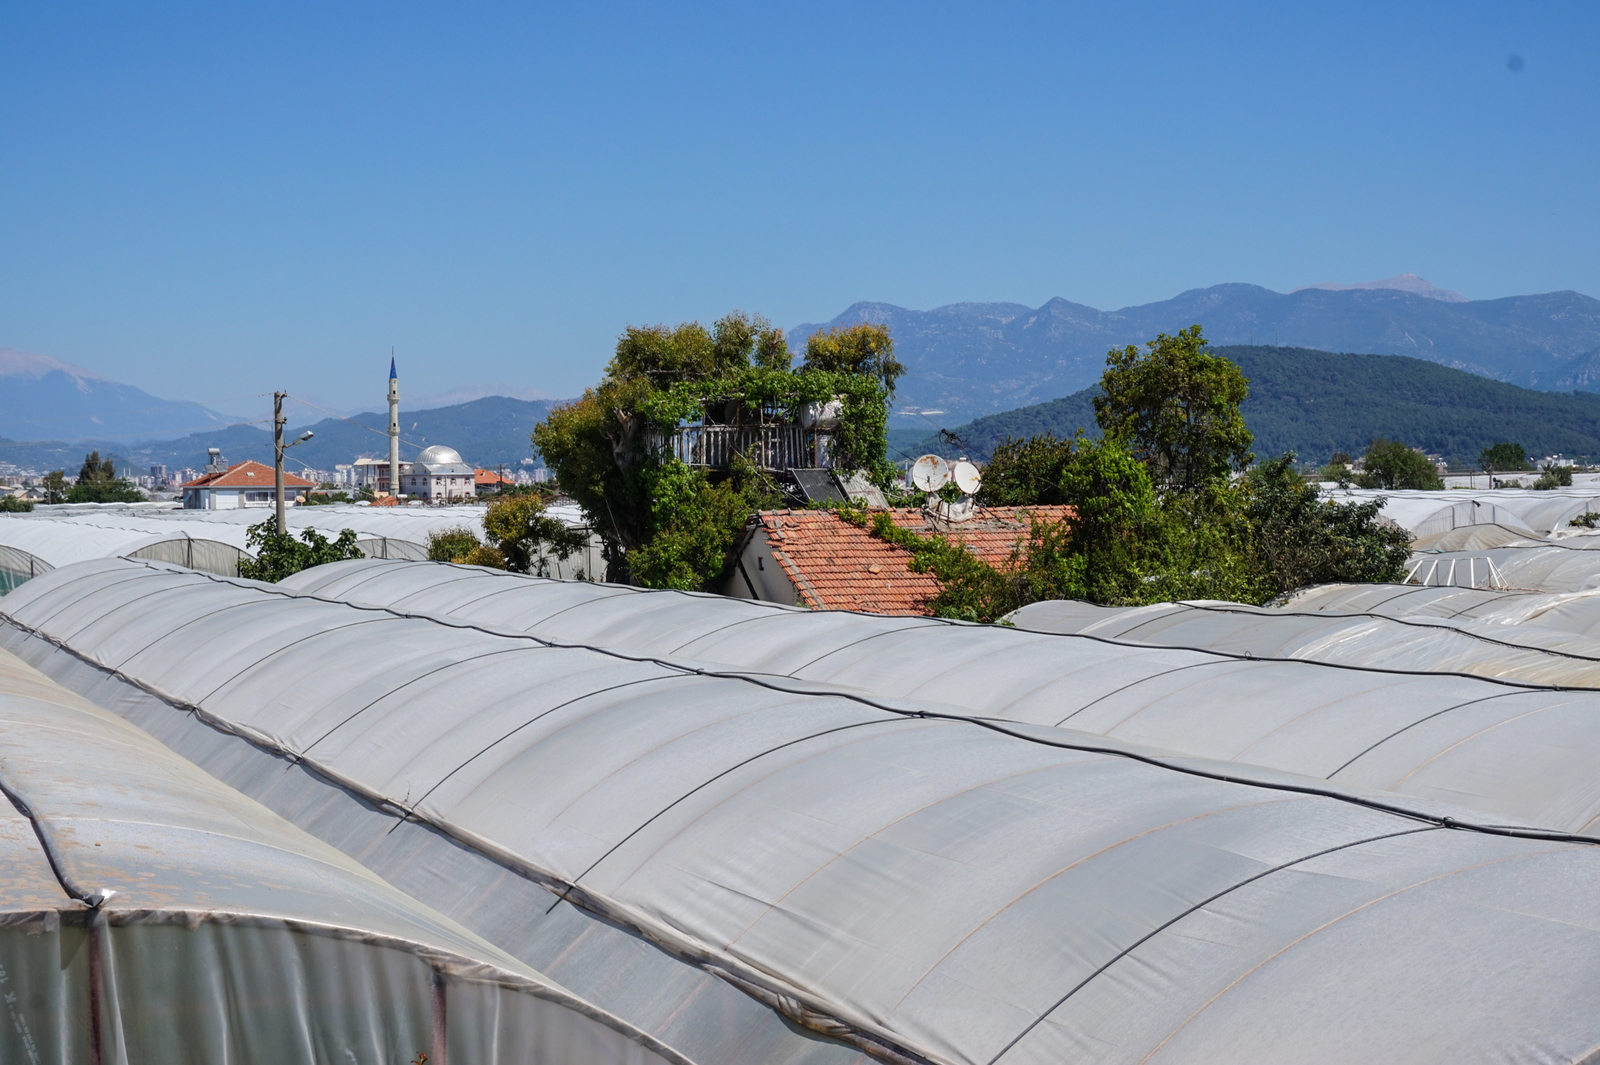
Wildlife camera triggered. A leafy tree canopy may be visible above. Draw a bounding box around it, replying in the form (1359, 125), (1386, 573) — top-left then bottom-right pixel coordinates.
(77, 451), (115, 484)
(534, 311), (892, 588)
(1480, 441), (1531, 472)
(897, 340), (1416, 618)
(40, 472), (67, 504)
(482, 494), (590, 576)
(1355, 439), (1444, 490)
(426, 526), (482, 563)
(0, 495), (33, 513)
(1094, 326), (1253, 491)
(66, 451), (143, 503)
(802, 323), (904, 397)
(1247, 453), (1412, 596)
(1533, 463), (1575, 490)
(238, 522), (365, 582)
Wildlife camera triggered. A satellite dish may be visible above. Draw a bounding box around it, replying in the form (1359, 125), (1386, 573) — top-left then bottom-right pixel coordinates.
(952, 460), (981, 495)
(911, 455), (950, 492)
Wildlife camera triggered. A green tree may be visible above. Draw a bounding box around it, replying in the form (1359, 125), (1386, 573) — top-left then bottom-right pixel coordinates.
(41, 471), (67, 504)
(238, 522), (365, 582)
(64, 450), (143, 503)
(626, 475), (768, 590)
(802, 323), (904, 397)
(1480, 442), (1530, 472)
(77, 450), (115, 485)
(535, 310), (889, 587)
(0, 494), (33, 513)
(1356, 439), (1443, 490)
(976, 434), (1074, 507)
(893, 338), (1419, 616)
(481, 494), (589, 576)
(425, 525), (483, 562)
(1533, 463), (1574, 490)
(1246, 453), (1413, 596)
(1094, 326), (1253, 490)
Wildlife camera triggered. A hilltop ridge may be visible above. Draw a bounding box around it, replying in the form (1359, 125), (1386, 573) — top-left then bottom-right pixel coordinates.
(792, 283), (1600, 425)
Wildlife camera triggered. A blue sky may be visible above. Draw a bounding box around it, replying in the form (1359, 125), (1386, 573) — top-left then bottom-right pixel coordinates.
(1, 2), (1595, 413)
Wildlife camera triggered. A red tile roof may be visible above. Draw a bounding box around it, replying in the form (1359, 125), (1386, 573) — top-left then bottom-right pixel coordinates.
(182, 460), (314, 490)
(750, 505), (1074, 615)
(475, 469), (512, 486)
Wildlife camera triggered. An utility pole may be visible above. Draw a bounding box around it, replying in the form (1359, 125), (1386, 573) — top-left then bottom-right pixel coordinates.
(274, 391), (315, 538)
(274, 391), (287, 536)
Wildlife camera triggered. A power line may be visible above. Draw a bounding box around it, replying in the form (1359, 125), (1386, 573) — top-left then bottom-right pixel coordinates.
(286, 394), (431, 453)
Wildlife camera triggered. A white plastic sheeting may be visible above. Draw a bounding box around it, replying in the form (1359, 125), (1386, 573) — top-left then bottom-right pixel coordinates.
(1404, 540), (1600, 593)
(271, 558), (1600, 835)
(1006, 597), (1600, 686)
(1283, 581), (1600, 642)
(0, 514), (247, 590)
(14, 502), (604, 578)
(11, 561), (1600, 1064)
(0, 643), (683, 1065)
(1331, 488), (1600, 538)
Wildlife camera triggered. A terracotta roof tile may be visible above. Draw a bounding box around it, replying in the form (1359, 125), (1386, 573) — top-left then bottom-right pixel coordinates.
(752, 505), (1074, 615)
(182, 460), (314, 490)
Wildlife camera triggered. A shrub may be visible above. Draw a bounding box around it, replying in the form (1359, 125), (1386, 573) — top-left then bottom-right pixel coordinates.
(238, 522), (365, 582)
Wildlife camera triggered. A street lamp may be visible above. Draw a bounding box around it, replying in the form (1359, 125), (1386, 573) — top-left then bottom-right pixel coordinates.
(273, 391), (314, 536)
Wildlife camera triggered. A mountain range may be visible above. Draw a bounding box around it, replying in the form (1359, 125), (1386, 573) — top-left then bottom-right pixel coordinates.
(9, 276), (1600, 477)
(0, 395), (556, 477)
(0, 347), (246, 442)
(905, 345), (1600, 468)
(790, 278), (1600, 426)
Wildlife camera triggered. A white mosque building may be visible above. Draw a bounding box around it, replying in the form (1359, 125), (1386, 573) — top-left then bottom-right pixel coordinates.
(399, 444), (477, 501)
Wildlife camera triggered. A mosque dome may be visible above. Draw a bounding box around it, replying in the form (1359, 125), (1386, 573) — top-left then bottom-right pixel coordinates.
(413, 445), (465, 467)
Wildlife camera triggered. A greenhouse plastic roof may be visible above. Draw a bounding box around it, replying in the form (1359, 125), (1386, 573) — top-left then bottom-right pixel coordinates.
(0, 641), (682, 1065)
(1331, 488), (1600, 537)
(1407, 539), (1600, 593)
(0, 513), (244, 569)
(1005, 596), (1600, 686)
(272, 558), (1600, 835)
(12, 561), (1600, 1064)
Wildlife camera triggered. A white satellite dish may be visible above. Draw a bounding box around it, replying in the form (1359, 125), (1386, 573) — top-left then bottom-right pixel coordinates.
(951, 460), (981, 495)
(911, 454), (951, 492)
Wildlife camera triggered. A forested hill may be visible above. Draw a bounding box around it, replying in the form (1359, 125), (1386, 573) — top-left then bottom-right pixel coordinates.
(794, 285), (1600, 426)
(906, 346), (1600, 467)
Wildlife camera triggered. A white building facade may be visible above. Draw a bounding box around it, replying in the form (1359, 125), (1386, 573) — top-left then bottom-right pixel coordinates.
(399, 445), (476, 501)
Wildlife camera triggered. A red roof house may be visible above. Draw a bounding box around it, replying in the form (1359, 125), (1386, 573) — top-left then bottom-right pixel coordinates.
(181, 461), (314, 511)
(474, 469), (513, 493)
(726, 506), (1074, 615)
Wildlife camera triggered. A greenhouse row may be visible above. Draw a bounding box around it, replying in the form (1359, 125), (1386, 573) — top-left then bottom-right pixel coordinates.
(0, 637), (682, 1065)
(6, 557), (1600, 1063)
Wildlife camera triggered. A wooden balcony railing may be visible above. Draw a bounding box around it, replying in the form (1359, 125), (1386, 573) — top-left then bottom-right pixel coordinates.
(647, 424), (834, 470)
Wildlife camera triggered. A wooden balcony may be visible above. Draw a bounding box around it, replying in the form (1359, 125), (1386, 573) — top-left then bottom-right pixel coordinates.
(648, 424), (834, 471)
